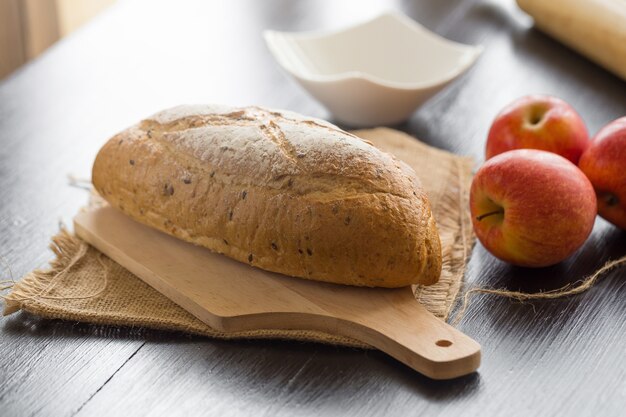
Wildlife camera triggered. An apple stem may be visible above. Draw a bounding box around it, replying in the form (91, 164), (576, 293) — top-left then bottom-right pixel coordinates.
(476, 209), (504, 221)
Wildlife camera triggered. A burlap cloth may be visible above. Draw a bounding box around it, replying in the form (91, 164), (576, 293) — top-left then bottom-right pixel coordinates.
(3, 128), (475, 349)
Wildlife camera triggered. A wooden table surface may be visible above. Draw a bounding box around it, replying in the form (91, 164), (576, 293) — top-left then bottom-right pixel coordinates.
(1, 0), (625, 416)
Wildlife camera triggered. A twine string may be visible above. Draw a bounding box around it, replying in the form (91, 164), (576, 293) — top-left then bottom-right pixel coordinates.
(0, 254), (15, 283)
(0, 255), (16, 295)
(451, 254), (626, 325)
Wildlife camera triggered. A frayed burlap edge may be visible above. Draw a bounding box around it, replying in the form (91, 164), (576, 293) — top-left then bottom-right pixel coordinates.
(414, 158), (474, 320)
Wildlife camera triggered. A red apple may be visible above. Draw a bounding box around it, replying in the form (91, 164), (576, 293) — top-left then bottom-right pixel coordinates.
(486, 95), (590, 164)
(579, 117), (626, 230)
(470, 149), (597, 267)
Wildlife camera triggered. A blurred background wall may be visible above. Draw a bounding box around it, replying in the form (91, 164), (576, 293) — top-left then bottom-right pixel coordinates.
(0, 0), (116, 79)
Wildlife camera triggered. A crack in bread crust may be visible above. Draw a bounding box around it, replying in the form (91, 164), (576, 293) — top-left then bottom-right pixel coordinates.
(258, 120), (301, 166)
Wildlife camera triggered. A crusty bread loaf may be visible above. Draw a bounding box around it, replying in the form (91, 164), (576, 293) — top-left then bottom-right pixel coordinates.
(92, 105), (442, 287)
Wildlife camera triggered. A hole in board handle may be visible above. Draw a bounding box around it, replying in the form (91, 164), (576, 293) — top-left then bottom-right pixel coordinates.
(436, 339), (453, 347)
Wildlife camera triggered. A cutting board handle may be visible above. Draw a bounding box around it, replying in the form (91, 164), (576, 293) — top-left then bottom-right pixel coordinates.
(335, 299), (480, 380)
(226, 288), (481, 380)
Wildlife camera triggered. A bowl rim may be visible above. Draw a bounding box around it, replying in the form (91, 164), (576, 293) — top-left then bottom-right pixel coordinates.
(263, 11), (483, 91)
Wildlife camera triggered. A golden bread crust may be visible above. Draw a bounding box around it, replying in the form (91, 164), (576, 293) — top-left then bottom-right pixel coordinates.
(92, 105), (442, 287)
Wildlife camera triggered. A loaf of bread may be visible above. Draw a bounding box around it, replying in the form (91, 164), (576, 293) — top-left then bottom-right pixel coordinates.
(92, 105), (442, 287)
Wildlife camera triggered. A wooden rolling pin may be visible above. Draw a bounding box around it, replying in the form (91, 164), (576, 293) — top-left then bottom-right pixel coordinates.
(517, 0), (626, 81)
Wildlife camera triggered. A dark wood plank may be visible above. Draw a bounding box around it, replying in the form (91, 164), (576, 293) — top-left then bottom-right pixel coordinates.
(0, 316), (144, 417)
(1, 0), (625, 416)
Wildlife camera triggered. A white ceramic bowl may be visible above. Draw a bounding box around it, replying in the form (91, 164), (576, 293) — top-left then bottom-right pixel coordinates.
(264, 12), (483, 127)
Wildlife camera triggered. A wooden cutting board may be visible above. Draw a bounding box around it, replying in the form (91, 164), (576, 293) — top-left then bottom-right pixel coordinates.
(74, 205), (481, 380)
